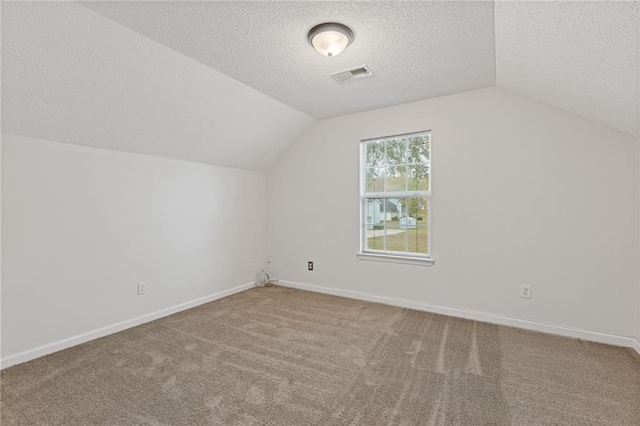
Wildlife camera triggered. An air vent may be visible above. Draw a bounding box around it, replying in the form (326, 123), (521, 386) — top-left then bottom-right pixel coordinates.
(330, 65), (374, 84)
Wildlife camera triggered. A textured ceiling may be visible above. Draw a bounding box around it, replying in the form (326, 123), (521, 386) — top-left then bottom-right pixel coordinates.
(3, 2), (639, 172)
(81, 1), (497, 120)
(495, 1), (639, 137)
(2, 2), (315, 171)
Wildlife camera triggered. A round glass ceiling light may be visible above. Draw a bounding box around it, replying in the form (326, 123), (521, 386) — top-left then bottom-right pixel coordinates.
(308, 23), (354, 58)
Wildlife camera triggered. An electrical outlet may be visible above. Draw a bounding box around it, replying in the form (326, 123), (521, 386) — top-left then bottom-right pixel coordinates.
(520, 284), (531, 299)
(249, 258), (254, 268)
(308, 261), (314, 271)
(138, 282), (146, 295)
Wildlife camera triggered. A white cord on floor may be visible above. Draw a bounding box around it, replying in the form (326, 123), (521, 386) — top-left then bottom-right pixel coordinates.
(255, 269), (272, 287)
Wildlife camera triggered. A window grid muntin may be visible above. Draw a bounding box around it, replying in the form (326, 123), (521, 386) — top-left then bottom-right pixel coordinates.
(361, 131), (431, 258)
(361, 196), (430, 256)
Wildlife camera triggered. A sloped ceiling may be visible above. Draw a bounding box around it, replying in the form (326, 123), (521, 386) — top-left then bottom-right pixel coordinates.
(2, 2), (639, 173)
(1, 2), (315, 171)
(495, 1), (639, 137)
(80, 1), (497, 120)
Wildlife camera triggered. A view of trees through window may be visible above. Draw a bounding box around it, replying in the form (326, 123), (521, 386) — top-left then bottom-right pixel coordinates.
(362, 132), (431, 256)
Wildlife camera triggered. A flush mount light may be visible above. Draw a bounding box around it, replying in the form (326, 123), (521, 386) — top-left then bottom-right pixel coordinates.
(308, 22), (353, 58)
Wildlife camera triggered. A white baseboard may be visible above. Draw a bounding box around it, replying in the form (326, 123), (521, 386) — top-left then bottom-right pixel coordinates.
(0, 281), (255, 370)
(4, 280), (637, 369)
(275, 280), (639, 351)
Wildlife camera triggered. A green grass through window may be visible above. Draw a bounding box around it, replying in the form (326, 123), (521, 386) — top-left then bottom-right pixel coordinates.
(367, 223), (428, 254)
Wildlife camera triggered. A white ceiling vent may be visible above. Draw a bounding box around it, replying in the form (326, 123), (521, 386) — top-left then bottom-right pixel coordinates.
(330, 65), (373, 84)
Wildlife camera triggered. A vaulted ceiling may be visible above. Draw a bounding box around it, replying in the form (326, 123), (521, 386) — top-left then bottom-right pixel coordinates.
(495, 1), (638, 137)
(2, 2), (639, 171)
(80, 1), (497, 120)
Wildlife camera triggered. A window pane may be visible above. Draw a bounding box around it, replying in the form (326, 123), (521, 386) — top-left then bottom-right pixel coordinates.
(384, 198), (402, 221)
(365, 199), (381, 226)
(408, 164), (429, 192)
(365, 199), (384, 251)
(404, 197), (429, 255)
(366, 141), (385, 167)
(366, 167), (384, 192)
(384, 214), (405, 253)
(385, 165), (406, 192)
(366, 227), (385, 251)
(407, 136), (429, 164)
(386, 138), (407, 165)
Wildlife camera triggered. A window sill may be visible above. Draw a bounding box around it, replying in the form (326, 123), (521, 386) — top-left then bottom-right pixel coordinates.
(357, 253), (434, 266)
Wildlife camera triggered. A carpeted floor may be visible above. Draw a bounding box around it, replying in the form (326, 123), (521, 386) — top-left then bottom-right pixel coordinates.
(1, 286), (639, 425)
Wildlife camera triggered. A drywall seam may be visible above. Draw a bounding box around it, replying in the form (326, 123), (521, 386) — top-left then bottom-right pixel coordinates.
(274, 280), (639, 351)
(0, 281), (256, 369)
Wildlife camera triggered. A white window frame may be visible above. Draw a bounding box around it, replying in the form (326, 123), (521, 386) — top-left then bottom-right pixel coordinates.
(358, 131), (434, 266)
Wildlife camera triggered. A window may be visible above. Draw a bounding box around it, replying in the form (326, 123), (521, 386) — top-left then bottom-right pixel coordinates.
(359, 131), (432, 265)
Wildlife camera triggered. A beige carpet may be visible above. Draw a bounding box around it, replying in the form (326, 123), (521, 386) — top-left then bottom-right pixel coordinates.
(1, 286), (639, 425)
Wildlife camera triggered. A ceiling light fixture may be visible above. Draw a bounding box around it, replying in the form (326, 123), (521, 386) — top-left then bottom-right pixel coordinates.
(308, 22), (353, 58)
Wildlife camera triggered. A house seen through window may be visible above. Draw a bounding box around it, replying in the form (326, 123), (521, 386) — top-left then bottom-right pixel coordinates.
(361, 131), (431, 260)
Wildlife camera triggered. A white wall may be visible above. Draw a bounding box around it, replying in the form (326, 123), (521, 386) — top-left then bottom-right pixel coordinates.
(636, 41), (640, 345)
(1, 135), (267, 361)
(0, 132), (3, 363)
(637, 66), (640, 344)
(268, 87), (636, 339)
(637, 137), (640, 344)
